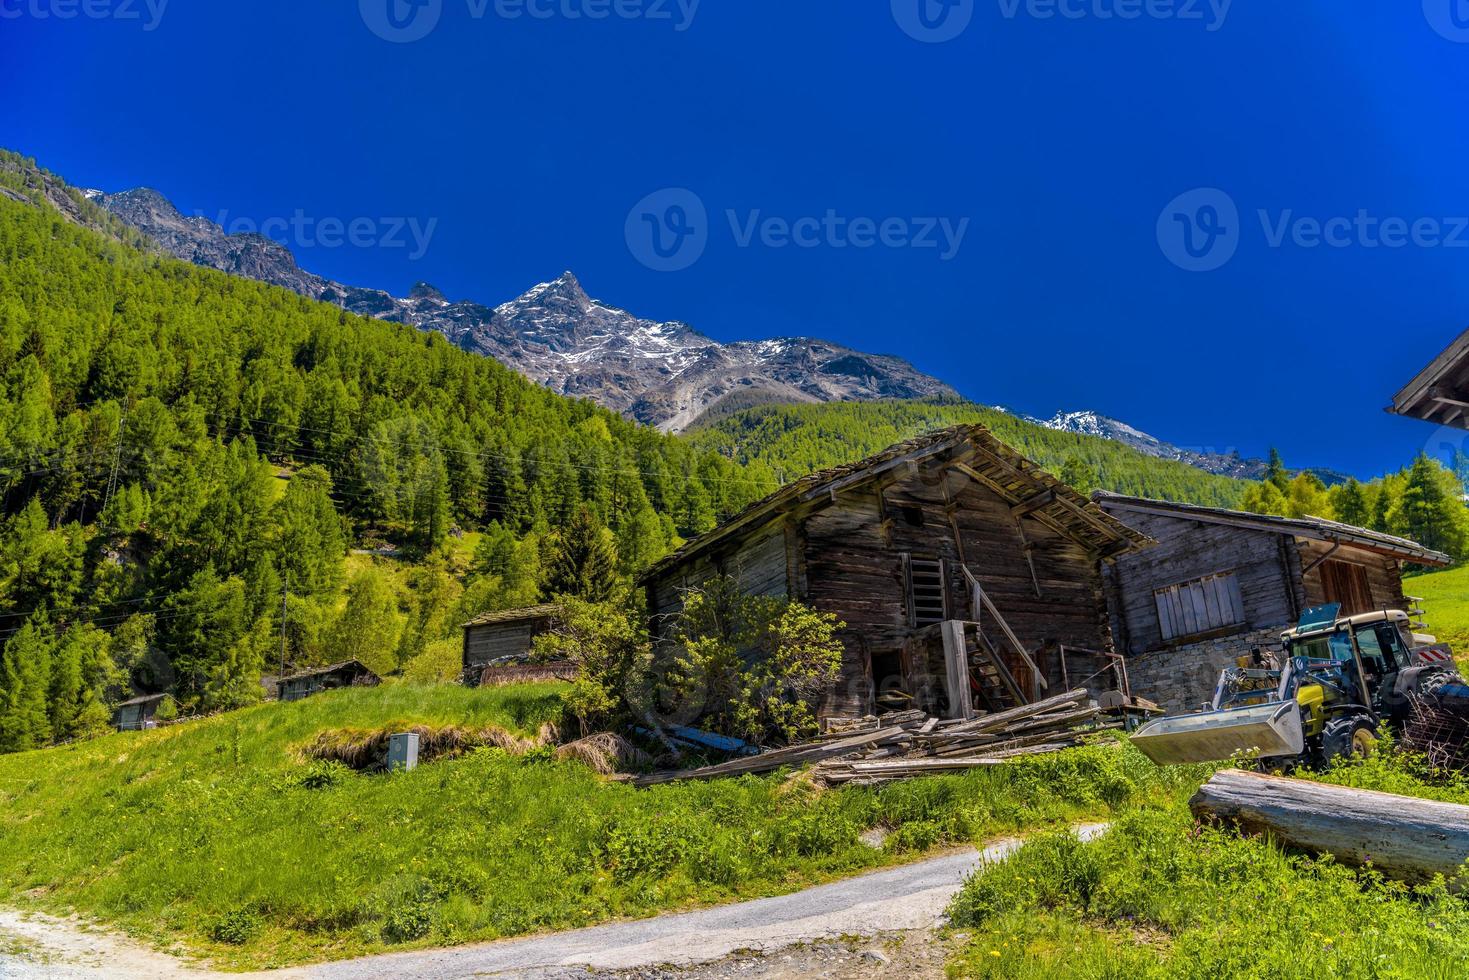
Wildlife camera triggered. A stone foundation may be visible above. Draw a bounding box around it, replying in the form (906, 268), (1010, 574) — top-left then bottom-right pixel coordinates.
(1125, 626), (1286, 715)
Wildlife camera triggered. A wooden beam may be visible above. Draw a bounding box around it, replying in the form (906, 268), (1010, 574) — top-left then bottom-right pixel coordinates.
(1010, 489), (1058, 519)
(940, 621), (977, 721)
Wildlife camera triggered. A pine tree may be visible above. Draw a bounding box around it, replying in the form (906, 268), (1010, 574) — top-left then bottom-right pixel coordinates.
(273, 465), (347, 598)
(1264, 448), (1289, 491)
(0, 619), (54, 752)
(1394, 455), (1469, 559)
(543, 508), (621, 603)
(1330, 478), (1371, 528)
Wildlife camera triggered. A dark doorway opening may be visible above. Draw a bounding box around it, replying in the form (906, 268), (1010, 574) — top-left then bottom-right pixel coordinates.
(870, 649), (909, 712)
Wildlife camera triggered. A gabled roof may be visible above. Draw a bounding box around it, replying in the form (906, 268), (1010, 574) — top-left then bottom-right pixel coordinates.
(115, 693), (171, 708)
(280, 659), (379, 684)
(641, 425), (1152, 582)
(462, 603), (563, 629)
(1094, 492), (1452, 566)
(1391, 326), (1469, 428)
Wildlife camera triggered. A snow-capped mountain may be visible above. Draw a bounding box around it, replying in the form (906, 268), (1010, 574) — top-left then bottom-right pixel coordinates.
(1034, 410), (1266, 478)
(81, 186), (956, 432)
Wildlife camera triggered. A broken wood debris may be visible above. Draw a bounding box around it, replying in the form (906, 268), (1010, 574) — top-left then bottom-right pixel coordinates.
(633, 688), (1115, 788)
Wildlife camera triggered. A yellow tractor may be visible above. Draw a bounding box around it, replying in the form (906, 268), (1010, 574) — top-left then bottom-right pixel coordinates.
(1132, 604), (1460, 768)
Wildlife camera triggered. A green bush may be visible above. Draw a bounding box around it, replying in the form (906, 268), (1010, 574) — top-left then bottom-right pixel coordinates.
(208, 908), (262, 946)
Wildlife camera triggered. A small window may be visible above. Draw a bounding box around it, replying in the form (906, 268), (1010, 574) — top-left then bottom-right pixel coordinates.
(899, 505), (925, 528)
(907, 556), (947, 627)
(1155, 571), (1245, 642)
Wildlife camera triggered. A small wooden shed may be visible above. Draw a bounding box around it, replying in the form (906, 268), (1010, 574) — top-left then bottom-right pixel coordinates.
(461, 604), (567, 686)
(278, 660), (381, 702)
(639, 425), (1152, 721)
(1095, 493), (1452, 712)
(112, 693), (172, 731)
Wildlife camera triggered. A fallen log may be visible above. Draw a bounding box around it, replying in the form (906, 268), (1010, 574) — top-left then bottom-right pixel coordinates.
(1190, 769), (1469, 885)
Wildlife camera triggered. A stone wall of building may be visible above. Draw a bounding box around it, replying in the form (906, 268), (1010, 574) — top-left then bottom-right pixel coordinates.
(1125, 626), (1286, 715)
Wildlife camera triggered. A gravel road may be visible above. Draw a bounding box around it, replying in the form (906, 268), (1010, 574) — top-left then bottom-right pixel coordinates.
(0, 824), (1108, 980)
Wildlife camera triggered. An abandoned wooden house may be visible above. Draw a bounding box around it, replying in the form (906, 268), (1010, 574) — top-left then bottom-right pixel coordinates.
(1094, 493), (1451, 713)
(278, 660), (381, 702)
(1390, 324), (1469, 430)
(639, 425), (1153, 722)
(111, 693), (173, 731)
(461, 604), (574, 686)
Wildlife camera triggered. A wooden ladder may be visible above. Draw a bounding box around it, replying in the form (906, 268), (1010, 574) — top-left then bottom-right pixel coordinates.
(964, 624), (1028, 712)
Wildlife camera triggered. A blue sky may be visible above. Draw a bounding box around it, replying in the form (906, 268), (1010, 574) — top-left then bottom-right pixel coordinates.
(4, 1), (1469, 478)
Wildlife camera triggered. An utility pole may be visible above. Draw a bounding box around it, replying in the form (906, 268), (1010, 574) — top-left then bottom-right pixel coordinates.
(278, 573), (289, 697)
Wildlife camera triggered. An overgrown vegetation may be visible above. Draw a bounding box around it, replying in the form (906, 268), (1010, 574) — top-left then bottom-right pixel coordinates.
(537, 581), (844, 747)
(947, 747), (1469, 978)
(0, 687), (1182, 968)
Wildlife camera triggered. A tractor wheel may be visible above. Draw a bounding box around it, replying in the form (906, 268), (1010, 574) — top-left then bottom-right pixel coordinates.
(1417, 669), (1461, 700)
(1321, 714), (1377, 768)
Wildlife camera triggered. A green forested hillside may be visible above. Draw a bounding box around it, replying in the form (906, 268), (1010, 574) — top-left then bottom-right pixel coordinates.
(689, 400), (1249, 508)
(0, 163), (773, 750)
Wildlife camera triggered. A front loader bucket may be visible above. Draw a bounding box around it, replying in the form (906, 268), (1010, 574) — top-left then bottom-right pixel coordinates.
(1131, 700), (1305, 766)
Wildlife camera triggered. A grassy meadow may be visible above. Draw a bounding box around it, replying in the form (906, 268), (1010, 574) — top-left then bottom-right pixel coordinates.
(1407, 564), (1469, 666)
(0, 684), (1192, 969)
(947, 749), (1469, 979)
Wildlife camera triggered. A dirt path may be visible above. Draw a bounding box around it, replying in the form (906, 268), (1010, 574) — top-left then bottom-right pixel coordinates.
(0, 824), (1107, 979)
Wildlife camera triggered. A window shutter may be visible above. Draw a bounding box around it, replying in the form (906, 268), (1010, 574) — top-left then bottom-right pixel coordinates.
(1155, 571), (1245, 642)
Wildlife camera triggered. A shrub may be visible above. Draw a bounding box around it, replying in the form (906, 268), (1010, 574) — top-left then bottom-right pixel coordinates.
(208, 908), (262, 946)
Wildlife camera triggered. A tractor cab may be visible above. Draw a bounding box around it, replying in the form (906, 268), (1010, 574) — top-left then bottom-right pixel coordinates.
(1281, 608), (1420, 725)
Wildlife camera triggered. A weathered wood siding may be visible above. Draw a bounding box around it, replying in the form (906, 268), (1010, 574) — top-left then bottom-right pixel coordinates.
(464, 618), (553, 669)
(1298, 541), (1407, 614)
(1101, 510), (1301, 655)
(646, 526), (790, 635)
(802, 472), (1114, 715)
(644, 467), (1119, 720)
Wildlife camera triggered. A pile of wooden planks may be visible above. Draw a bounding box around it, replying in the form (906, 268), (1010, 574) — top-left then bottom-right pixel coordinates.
(633, 688), (1112, 789)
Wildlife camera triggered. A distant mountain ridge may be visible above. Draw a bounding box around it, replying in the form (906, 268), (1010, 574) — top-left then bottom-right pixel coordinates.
(2, 151), (1331, 483)
(1025, 409), (1347, 485)
(76, 186), (956, 433)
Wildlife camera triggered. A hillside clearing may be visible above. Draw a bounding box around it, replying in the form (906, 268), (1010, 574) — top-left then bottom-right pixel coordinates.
(0, 685), (1192, 969)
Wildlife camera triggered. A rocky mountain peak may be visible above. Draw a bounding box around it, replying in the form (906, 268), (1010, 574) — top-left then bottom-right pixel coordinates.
(51, 178), (957, 432)
(408, 281), (447, 303)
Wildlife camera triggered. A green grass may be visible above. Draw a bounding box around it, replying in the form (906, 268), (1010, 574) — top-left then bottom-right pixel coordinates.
(1406, 565), (1469, 666)
(946, 749), (1469, 979)
(0, 691), (1182, 969)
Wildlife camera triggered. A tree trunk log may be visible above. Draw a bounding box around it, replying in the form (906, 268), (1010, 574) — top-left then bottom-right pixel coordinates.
(1190, 769), (1469, 885)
